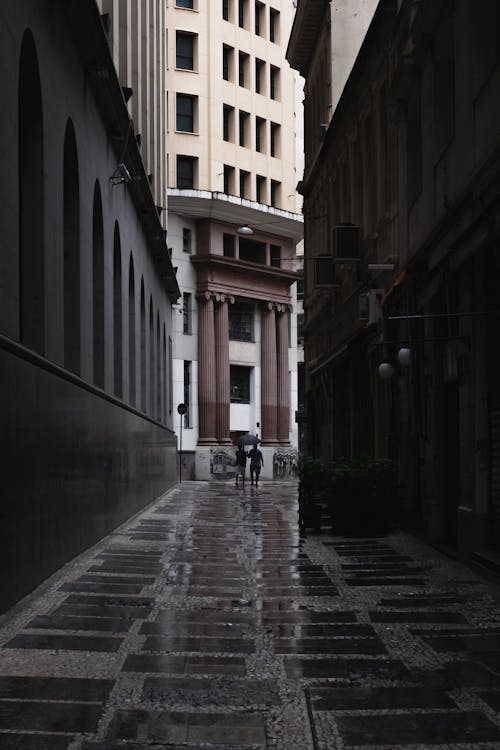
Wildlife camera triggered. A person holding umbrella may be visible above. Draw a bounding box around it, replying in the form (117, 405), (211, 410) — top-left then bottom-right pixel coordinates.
(235, 434), (260, 487)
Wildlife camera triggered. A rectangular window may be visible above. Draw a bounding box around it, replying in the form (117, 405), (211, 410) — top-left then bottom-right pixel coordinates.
(238, 0), (248, 28)
(256, 174), (266, 204)
(239, 169), (250, 199)
(270, 244), (281, 267)
(256, 117), (265, 152)
(255, 1), (264, 35)
(223, 164), (235, 195)
(223, 44), (234, 81)
(239, 237), (266, 264)
(183, 227), (192, 253)
(407, 81), (422, 206)
(269, 7), (279, 43)
(223, 104), (234, 142)
(270, 121), (280, 157)
(223, 233), (235, 257)
(176, 0), (194, 7)
(270, 65), (279, 100)
(239, 51), (249, 87)
(239, 110), (249, 146)
(270, 179), (280, 207)
(176, 93), (195, 132)
(433, 8), (455, 158)
(255, 58), (265, 94)
(472, 0), (499, 95)
(183, 292), (192, 334)
(230, 365), (251, 403)
(177, 155), (196, 188)
(183, 360), (191, 427)
(176, 32), (195, 70)
(223, 0), (230, 20)
(229, 303), (254, 342)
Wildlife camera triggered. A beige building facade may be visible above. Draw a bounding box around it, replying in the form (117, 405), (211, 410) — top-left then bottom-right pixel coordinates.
(165, 0), (303, 480)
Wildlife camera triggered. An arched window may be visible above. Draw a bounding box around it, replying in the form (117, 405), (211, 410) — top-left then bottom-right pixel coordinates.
(18, 30), (44, 354)
(63, 119), (80, 375)
(149, 296), (154, 415)
(128, 254), (136, 406)
(113, 224), (123, 397)
(92, 181), (104, 388)
(140, 278), (146, 412)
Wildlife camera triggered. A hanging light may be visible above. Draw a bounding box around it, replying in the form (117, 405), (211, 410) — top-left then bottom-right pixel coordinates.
(237, 225), (254, 235)
(378, 362), (395, 379)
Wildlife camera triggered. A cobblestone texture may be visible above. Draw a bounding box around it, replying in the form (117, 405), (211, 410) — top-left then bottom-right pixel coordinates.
(1, 481), (500, 748)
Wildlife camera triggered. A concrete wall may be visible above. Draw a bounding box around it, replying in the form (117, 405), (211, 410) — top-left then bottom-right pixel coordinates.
(0, 1), (177, 610)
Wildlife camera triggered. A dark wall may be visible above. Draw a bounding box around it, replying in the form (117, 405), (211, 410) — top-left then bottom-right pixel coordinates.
(0, 337), (177, 614)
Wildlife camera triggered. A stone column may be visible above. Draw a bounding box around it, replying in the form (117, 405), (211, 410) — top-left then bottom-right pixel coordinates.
(277, 305), (290, 443)
(197, 292), (216, 443)
(261, 302), (277, 443)
(215, 293), (232, 444)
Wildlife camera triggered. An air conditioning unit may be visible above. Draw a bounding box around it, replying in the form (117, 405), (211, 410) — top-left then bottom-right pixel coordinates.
(315, 256), (338, 288)
(332, 224), (361, 262)
(359, 290), (383, 325)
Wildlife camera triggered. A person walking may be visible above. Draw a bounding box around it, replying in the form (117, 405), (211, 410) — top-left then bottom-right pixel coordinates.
(248, 443), (264, 486)
(235, 446), (248, 486)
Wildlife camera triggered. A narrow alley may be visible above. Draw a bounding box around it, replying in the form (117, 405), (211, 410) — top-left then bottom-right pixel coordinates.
(3, 481), (500, 748)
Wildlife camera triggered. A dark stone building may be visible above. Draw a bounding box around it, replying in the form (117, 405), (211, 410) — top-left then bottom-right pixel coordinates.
(288, 0), (500, 563)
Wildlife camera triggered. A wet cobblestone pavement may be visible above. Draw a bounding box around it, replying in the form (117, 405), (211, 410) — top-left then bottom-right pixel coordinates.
(4, 482), (500, 748)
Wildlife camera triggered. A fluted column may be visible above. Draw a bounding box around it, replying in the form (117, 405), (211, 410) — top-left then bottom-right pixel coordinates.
(261, 302), (278, 443)
(277, 305), (290, 443)
(197, 292), (216, 443)
(215, 293), (232, 444)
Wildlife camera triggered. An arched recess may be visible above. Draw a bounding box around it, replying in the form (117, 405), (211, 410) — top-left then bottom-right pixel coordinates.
(163, 324), (167, 423)
(128, 254), (136, 406)
(63, 119), (80, 375)
(140, 278), (146, 412)
(92, 180), (105, 388)
(156, 311), (161, 420)
(113, 223), (123, 398)
(149, 296), (154, 416)
(18, 30), (44, 354)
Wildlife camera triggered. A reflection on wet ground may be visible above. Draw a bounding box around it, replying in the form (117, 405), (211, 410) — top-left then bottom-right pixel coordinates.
(2, 480), (500, 748)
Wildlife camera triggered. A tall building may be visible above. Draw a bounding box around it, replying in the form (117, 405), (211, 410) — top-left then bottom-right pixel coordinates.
(165, 0), (304, 480)
(0, 0), (179, 612)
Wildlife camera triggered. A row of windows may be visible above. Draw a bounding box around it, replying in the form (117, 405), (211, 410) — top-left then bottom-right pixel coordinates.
(223, 45), (280, 98)
(175, 154), (281, 206)
(174, 0), (281, 43)
(175, 32), (281, 101)
(223, 0), (280, 43)
(223, 165), (281, 205)
(223, 105), (280, 155)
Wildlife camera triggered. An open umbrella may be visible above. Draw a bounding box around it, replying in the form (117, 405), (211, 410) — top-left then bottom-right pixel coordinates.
(237, 434), (261, 446)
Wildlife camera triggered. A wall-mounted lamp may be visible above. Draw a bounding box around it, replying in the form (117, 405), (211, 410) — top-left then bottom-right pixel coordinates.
(110, 162), (131, 185)
(237, 225), (254, 235)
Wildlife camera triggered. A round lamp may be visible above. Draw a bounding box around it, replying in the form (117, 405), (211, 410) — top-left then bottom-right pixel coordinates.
(397, 347), (412, 367)
(378, 362), (395, 379)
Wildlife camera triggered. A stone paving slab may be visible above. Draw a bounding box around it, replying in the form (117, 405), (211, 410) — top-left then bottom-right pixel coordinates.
(3, 480), (500, 749)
